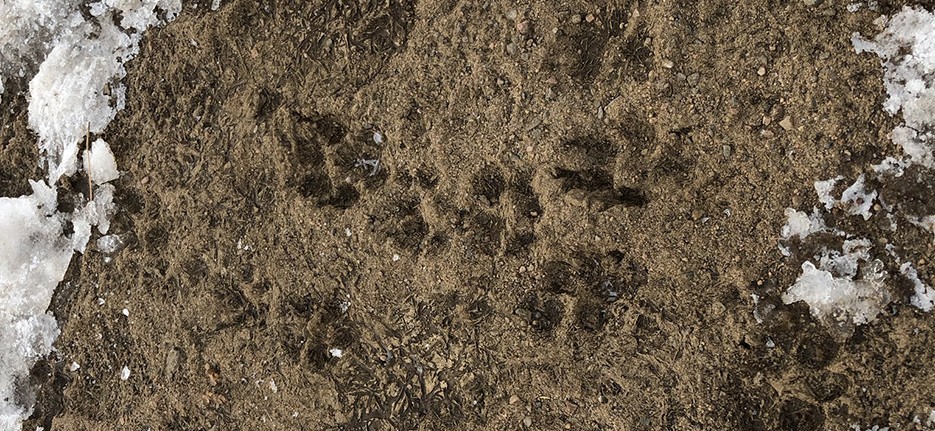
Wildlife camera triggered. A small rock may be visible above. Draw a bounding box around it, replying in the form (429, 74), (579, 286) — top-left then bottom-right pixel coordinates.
(722, 144), (732, 158)
(779, 116), (794, 131)
(523, 417), (533, 427)
(792, 195), (803, 207)
(661, 59), (674, 69)
(570, 14), (581, 24)
(691, 209), (704, 221)
(516, 20), (530, 34)
(687, 72), (699, 86)
(757, 66), (766, 76)
(585, 13), (595, 22)
(803, 0), (819, 5)
(510, 395), (520, 404)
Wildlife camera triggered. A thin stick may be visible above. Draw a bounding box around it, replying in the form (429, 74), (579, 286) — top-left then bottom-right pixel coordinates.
(86, 123), (93, 201)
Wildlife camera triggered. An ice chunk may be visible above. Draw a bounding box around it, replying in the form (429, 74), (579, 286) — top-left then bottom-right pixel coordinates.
(783, 240), (890, 337)
(814, 176), (842, 210)
(901, 262), (935, 311)
(0, 184), (72, 428)
(83, 139), (119, 185)
(780, 208), (827, 241)
(97, 234), (126, 254)
(70, 184), (117, 253)
(840, 175), (877, 220)
(853, 7), (935, 169)
(783, 260), (889, 326)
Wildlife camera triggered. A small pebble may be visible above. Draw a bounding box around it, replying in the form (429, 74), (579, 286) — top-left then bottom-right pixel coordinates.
(510, 395), (520, 404)
(722, 144), (732, 158)
(691, 209), (704, 221)
(121, 308), (129, 317)
(120, 366), (130, 381)
(585, 13), (595, 22)
(570, 14), (581, 24)
(392, 254), (400, 262)
(779, 116), (794, 131)
(792, 195), (803, 207)
(661, 59), (674, 69)
(523, 417), (533, 427)
(373, 131), (384, 144)
(757, 66), (766, 76)
(516, 20), (530, 34)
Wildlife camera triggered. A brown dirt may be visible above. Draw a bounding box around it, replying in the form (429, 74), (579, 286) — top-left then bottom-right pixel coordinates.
(2, 0), (935, 430)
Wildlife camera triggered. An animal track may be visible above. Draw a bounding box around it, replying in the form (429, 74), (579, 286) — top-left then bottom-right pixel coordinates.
(552, 135), (648, 210)
(548, 10), (626, 83)
(372, 198), (428, 252)
(282, 113), (389, 208)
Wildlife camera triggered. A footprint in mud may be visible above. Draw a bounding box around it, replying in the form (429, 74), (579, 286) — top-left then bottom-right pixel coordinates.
(282, 291), (356, 370)
(535, 252), (646, 332)
(372, 198), (429, 253)
(607, 20), (654, 82)
(464, 210), (505, 256)
(517, 292), (565, 333)
(332, 128), (389, 191)
(547, 10), (627, 83)
(504, 170), (542, 255)
(554, 167), (648, 210)
(552, 135), (648, 210)
(471, 165), (505, 206)
(283, 113), (390, 208)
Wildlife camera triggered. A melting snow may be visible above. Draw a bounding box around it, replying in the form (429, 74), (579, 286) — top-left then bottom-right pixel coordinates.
(0, 1), (179, 428)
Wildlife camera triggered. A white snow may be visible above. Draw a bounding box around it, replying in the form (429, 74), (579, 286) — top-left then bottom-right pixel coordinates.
(901, 262), (935, 312)
(775, 7), (935, 339)
(853, 6), (935, 170)
(840, 175), (877, 220)
(814, 177), (842, 210)
(83, 139), (119, 185)
(97, 234), (125, 255)
(780, 208), (827, 241)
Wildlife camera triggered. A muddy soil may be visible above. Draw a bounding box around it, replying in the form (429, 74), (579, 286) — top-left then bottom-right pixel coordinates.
(2, 0), (935, 430)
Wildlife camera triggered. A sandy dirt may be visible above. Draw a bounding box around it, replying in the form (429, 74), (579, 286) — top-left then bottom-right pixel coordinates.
(2, 0), (935, 429)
